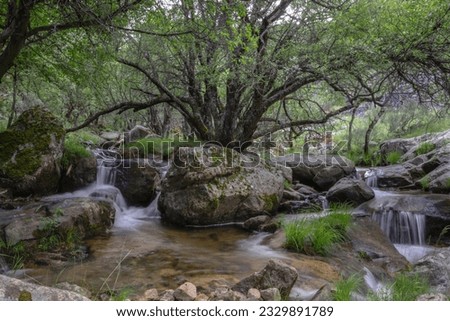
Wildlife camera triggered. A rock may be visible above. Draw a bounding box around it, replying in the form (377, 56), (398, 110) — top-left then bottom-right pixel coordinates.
(416, 293), (448, 301)
(0, 107), (65, 197)
(233, 259), (298, 299)
(124, 125), (151, 144)
(115, 159), (161, 206)
(373, 165), (414, 188)
(143, 288), (159, 301)
(60, 153), (97, 192)
(427, 163), (450, 194)
(173, 282), (197, 301)
(209, 287), (246, 301)
(274, 154), (355, 191)
(159, 146), (284, 226)
(160, 290), (175, 301)
(2, 197), (115, 246)
(412, 248), (450, 294)
(326, 177), (375, 206)
(100, 131), (121, 142)
(243, 215), (271, 231)
(55, 282), (92, 298)
(0, 275), (89, 301)
(247, 288), (261, 300)
(292, 183), (319, 195)
(195, 293), (209, 301)
(260, 288), (281, 301)
(380, 137), (421, 160)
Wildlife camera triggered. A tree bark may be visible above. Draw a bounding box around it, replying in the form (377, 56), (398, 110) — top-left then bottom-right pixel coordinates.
(364, 107), (386, 155)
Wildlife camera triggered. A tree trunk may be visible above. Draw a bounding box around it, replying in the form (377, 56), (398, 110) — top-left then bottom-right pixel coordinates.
(364, 107), (386, 155)
(347, 107), (357, 152)
(7, 65), (18, 128)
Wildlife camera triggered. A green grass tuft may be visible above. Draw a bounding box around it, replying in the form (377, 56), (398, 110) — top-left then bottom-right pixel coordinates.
(391, 274), (430, 301)
(332, 274), (362, 301)
(284, 213), (352, 256)
(386, 151), (402, 164)
(61, 133), (92, 168)
(416, 142), (435, 155)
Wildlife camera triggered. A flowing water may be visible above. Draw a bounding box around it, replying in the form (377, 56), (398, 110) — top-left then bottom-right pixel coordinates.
(23, 151), (287, 295)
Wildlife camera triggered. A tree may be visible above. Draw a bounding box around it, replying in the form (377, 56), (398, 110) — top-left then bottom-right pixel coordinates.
(0, 0), (143, 82)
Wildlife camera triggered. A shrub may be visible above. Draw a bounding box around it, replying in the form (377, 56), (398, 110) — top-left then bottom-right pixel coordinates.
(284, 213), (352, 256)
(386, 151), (402, 165)
(416, 142), (435, 155)
(332, 275), (362, 301)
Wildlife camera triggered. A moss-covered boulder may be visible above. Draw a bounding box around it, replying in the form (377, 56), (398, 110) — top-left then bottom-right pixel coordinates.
(158, 146), (284, 226)
(0, 107), (65, 196)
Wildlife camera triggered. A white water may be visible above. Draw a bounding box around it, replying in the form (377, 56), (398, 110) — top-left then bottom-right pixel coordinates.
(363, 267), (390, 299)
(394, 244), (434, 263)
(364, 169), (379, 188)
(371, 210), (425, 245)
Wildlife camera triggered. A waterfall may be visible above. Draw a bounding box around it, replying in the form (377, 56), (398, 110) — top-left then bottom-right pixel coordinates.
(371, 209), (425, 245)
(364, 169), (378, 188)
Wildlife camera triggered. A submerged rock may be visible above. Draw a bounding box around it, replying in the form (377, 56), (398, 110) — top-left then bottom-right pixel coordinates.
(0, 275), (89, 301)
(159, 146), (284, 226)
(0, 107), (65, 197)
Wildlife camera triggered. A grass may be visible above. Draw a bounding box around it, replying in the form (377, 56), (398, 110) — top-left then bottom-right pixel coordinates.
(386, 151), (402, 165)
(283, 180), (292, 189)
(344, 147), (382, 167)
(391, 274), (430, 301)
(416, 142), (435, 155)
(332, 274), (362, 301)
(0, 239), (27, 270)
(419, 176), (430, 190)
(124, 137), (201, 159)
(284, 212), (352, 256)
(61, 133), (92, 168)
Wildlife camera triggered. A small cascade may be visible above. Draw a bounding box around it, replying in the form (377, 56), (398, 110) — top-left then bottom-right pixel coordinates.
(363, 267), (389, 299)
(371, 209), (425, 245)
(319, 195), (329, 211)
(364, 169), (378, 188)
(94, 149), (119, 186)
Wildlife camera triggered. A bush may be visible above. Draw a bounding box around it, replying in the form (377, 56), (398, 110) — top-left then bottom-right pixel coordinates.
(416, 142), (435, 155)
(332, 275), (362, 301)
(284, 213), (352, 256)
(386, 151), (402, 164)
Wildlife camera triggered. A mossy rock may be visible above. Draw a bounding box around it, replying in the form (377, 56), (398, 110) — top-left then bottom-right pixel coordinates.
(0, 107), (65, 196)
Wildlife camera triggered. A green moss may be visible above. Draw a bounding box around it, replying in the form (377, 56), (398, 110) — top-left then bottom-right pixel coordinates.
(61, 133), (92, 168)
(18, 291), (32, 301)
(262, 194), (279, 212)
(0, 107), (65, 179)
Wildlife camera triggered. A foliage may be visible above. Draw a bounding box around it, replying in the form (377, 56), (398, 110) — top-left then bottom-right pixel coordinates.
(386, 151), (402, 165)
(0, 239), (27, 270)
(61, 133), (92, 168)
(419, 177), (430, 191)
(332, 275), (362, 301)
(125, 137), (201, 159)
(284, 213), (352, 256)
(416, 142), (435, 155)
(391, 274), (430, 301)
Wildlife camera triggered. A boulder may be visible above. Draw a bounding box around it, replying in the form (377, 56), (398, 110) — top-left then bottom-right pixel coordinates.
(372, 165), (414, 188)
(247, 288), (261, 300)
(232, 259), (298, 299)
(1, 197), (115, 246)
(60, 153), (97, 192)
(0, 107), (65, 196)
(159, 290), (175, 301)
(159, 146), (284, 226)
(260, 288), (282, 301)
(416, 293), (448, 301)
(143, 288), (159, 301)
(243, 215), (272, 231)
(274, 154), (355, 191)
(412, 248), (450, 295)
(124, 125), (151, 144)
(0, 275), (89, 301)
(115, 159), (161, 206)
(380, 137), (421, 160)
(326, 177), (375, 206)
